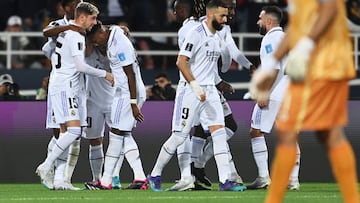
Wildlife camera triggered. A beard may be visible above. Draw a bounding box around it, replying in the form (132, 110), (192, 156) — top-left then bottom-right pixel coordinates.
(212, 19), (224, 31)
(259, 25), (267, 36)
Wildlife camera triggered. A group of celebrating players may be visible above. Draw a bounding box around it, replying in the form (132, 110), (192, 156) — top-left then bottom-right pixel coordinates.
(34, 0), (360, 202)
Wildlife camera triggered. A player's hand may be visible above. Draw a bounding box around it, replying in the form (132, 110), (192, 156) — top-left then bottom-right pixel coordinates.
(105, 72), (115, 86)
(120, 25), (130, 38)
(257, 100), (269, 109)
(249, 64), (257, 76)
(69, 24), (86, 36)
(131, 104), (144, 122)
(285, 37), (314, 83)
(190, 80), (206, 102)
(249, 68), (276, 104)
(216, 80), (234, 94)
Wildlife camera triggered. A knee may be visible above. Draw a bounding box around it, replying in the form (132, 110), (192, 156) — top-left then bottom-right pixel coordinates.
(249, 128), (263, 138)
(193, 125), (210, 139)
(225, 115), (237, 132)
(89, 137), (103, 146)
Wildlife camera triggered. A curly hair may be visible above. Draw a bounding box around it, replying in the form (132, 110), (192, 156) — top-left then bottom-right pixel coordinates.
(193, 0), (209, 19)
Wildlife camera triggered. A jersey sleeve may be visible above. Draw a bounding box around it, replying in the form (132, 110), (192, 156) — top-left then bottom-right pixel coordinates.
(262, 33), (283, 70)
(178, 27), (201, 59)
(108, 27), (136, 67)
(67, 32), (85, 57)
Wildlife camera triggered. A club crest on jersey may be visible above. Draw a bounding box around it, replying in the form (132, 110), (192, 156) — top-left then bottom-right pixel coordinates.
(118, 53), (126, 61)
(185, 43), (193, 51)
(181, 120), (186, 127)
(78, 42), (83, 50)
(265, 44), (273, 54)
(71, 109), (76, 116)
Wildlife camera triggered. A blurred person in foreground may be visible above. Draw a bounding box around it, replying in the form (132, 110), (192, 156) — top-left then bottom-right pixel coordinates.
(146, 73), (176, 100)
(250, 0), (359, 202)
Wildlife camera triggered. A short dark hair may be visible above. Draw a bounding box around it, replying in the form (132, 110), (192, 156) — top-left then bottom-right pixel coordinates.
(176, 0), (195, 14)
(75, 2), (99, 18)
(61, 0), (78, 9)
(155, 73), (171, 81)
(194, 0), (210, 18)
(206, 0), (227, 9)
(262, 5), (283, 24)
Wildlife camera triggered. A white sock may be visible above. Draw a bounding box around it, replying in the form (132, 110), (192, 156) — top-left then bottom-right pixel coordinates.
(191, 136), (206, 165)
(290, 142), (301, 181)
(225, 127), (235, 140)
(197, 140), (213, 168)
(151, 132), (186, 176)
(212, 128), (230, 184)
(47, 136), (57, 158)
(65, 138), (80, 183)
(44, 127), (81, 167)
(177, 136), (192, 180)
(251, 136), (269, 178)
(102, 132), (124, 186)
(112, 151), (124, 178)
(124, 134), (146, 180)
(54, 146), (69, 185)
(89, 144), (104, 181)
(228, 151), (240, 182)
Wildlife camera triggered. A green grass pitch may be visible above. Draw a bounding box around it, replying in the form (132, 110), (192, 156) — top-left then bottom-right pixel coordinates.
(0, 183), (345, 203)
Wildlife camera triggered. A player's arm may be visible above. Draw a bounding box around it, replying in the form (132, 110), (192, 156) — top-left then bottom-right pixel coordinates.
(73, 55), (114, 85)
(43, 24), (86, 37)
(176, 55), (206, 102)
(224, 30), (253, 70)
(308, 0), (337, 42)
(123, 64), (144, 122)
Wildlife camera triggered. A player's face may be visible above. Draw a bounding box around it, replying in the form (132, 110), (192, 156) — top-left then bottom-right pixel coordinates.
(83, 14), (98, 31)
(91, 27), (108, 47)
(224, 0), (236, 24)
(65, 0), (81, 19)
(174, 1), (184, 22)
(212, 7), (228, 31)
(257, 10), (267, 36)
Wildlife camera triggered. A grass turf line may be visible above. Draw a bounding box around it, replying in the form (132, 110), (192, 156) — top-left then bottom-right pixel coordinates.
(0, 183), (343, 203)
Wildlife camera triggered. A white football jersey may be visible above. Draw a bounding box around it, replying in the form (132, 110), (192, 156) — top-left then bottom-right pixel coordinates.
(85, 48), (114, 107)
(42, 15), (71, 59)
(178, 20), (222, 85)
(49, 28), (86, 94)
(178, 16), (200, 49)
(107, 26), (146, 99)
(217, 25), (252, 70)
(260, 26), (289, 101)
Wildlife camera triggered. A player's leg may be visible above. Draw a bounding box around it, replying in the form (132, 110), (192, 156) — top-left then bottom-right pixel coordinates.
(36, 93), (82, 188)
(264, 130), (298, 203)
(148, 131), (188, 191)
(248, 103), (271, 189)
(288, 142), (300, 190)
(167, 136), (195, 191)
(99, 96), (130, 189)
(99, 128), (125, 189)
(191, 125), (211, 189)
(63, 93), (87, 190)
(83, 102), (106, 190)
(122, 134), (148, 190)
(202, 89), (244, 191)
(111, 151), (124, 189)
(223, 114), (243, 184)
(318, 128), (359, 203)
(148, 87), (196, 191)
